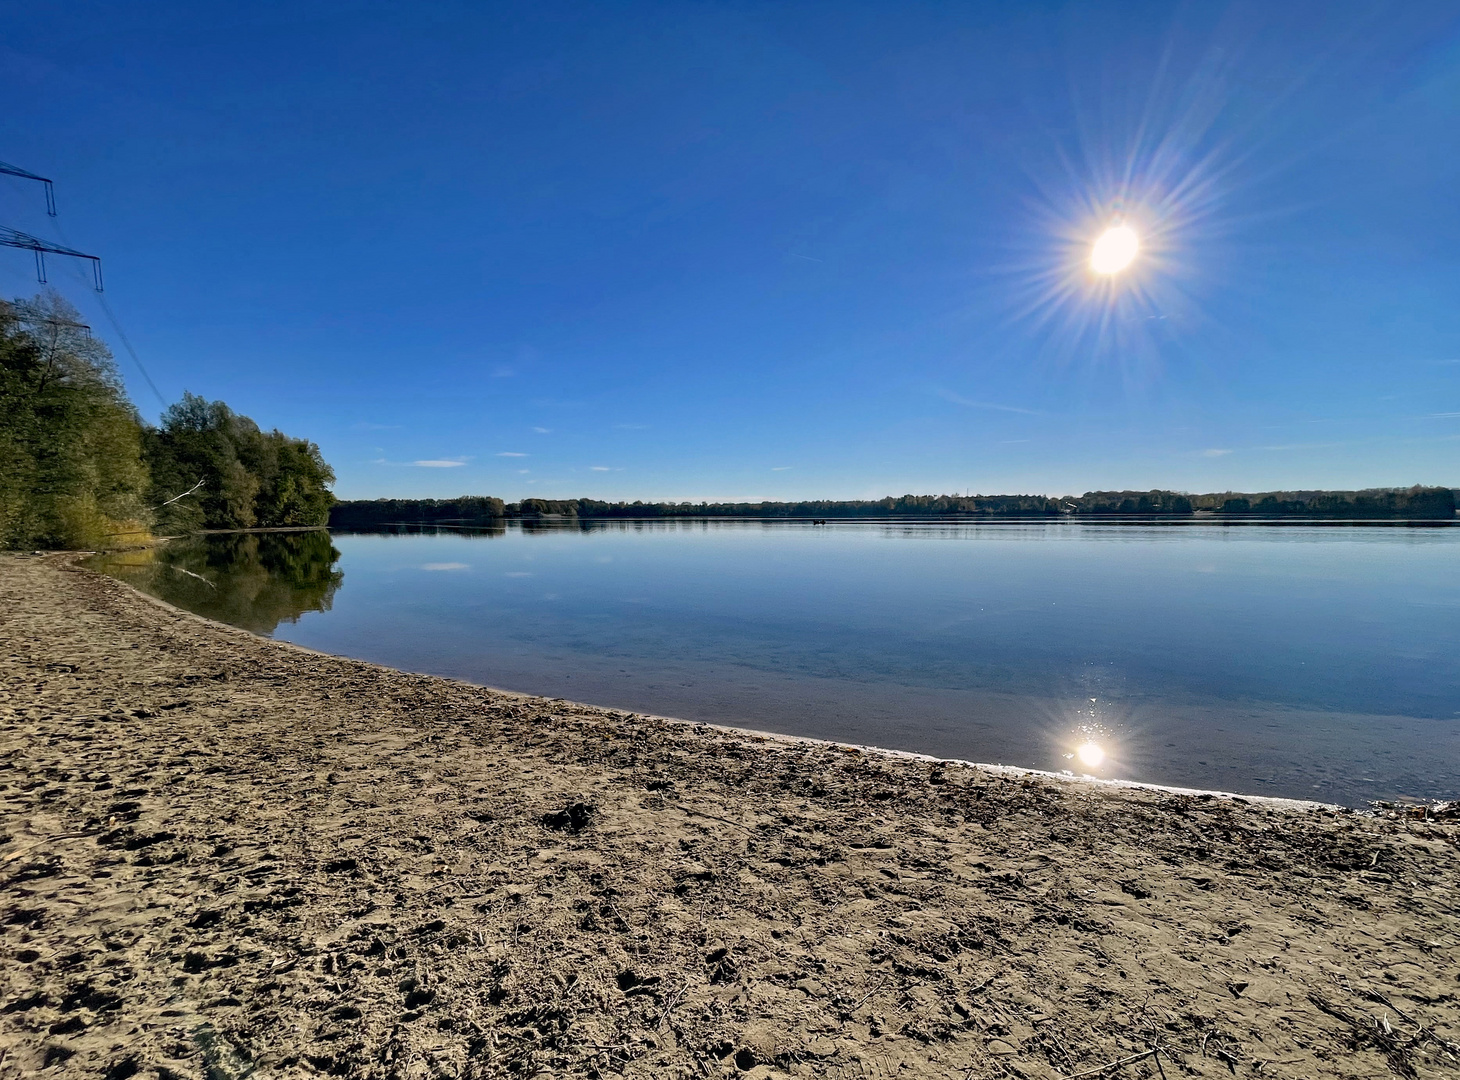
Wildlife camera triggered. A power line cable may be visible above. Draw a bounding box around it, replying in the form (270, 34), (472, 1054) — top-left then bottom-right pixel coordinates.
(46, 213), (170, 413)
(92, 288), (168, 411)
(2, 153), (171, 412)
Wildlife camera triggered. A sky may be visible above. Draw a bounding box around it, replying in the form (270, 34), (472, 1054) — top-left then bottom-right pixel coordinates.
(1, 0), (1457, 501)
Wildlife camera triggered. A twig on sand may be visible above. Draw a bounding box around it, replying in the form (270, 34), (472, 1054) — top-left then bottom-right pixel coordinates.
(851, 981), (886, 1011)
(1064, 1047), (1167, 1079)
(1305, 993), (1455, 1079)
(967, 973), (999, 995)
(667, 801), (753, 833)
(2, 830), (101, 862)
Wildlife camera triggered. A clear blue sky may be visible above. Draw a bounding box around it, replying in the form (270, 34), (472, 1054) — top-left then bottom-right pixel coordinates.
(2, 0), (1456, 500)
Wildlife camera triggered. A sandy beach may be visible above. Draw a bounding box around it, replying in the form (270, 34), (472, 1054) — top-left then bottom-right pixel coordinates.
(1, 552), (1457, 1079)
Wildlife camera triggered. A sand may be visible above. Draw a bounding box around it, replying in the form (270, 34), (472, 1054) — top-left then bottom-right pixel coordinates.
(1, 552), (1457, 1080)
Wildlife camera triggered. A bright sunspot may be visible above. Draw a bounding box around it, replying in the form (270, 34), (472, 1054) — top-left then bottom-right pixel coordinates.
(1076, 741), (1106, 768)
(1090, 225), (1138, 274)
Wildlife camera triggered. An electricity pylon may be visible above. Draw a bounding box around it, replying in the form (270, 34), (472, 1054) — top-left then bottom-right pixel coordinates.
(0, 226), (103, 290)
(0, 161), (57, 215)
(1, 159), (103, 289)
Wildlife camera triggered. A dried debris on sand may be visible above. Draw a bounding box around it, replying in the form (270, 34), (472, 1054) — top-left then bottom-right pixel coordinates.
(1, 552), (1457, 1079)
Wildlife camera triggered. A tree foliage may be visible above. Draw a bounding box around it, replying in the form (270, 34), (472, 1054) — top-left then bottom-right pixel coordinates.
(0, 295), (150, 548)
(1, 293), (337, 549)
(144, 393), (336, 534)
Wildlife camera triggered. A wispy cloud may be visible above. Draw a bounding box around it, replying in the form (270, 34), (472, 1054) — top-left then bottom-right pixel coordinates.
(1201, 448), (1232, 457)
(517, 469), (530, 475)
(421, 562), (469, 571)
(938, 389), (1044, 415)
(1259, 441), (1354, 452)
(589, 465), (611, 472)
(532, 426), (552, 434)
(789, 253), (824, 263)
(491, 365), (515, 378)
(1425, 412), (1460, 419)
(372, 455), (472, 468)
(771, 466), (792, 471)
(614, 423), (648, 430)
(497, 451), (528, 457)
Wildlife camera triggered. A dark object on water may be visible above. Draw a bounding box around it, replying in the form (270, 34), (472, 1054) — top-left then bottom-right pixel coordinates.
(541, 802), (597, 833)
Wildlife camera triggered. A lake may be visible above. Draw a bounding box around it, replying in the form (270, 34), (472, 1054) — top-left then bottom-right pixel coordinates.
(88, 520), (1460, 807)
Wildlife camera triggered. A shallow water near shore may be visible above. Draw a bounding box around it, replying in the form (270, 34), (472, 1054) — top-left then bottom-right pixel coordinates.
(89, 520), (1460, 806)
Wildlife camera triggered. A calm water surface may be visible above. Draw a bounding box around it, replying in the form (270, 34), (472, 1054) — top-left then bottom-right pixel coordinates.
(89, 521), (1460, 806)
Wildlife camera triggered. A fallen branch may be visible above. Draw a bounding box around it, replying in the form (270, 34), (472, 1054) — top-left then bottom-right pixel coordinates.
(667, 801), (753, 833)
(151, 478), (205, 511)
(2, 830), (102, 863)
(1309, 993), (1422, 1080)
(1064, 1048), (1166, 1079)
(850, 981), (886, 1011)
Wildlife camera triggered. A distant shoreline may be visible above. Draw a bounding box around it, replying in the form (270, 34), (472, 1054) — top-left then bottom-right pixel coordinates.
(324, 514), (1460, 528)
(328, 486), (1458, 530)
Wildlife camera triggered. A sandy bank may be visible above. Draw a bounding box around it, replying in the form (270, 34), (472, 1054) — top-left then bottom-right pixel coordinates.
(1, 553), (1457, 1079)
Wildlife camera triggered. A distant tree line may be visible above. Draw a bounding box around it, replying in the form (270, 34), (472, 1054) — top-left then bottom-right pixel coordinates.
(1189, 487), (1455, 519)
(331, 485), (1455, 527)
(1, 294), (336, 549)
(328, 496), (506, 529)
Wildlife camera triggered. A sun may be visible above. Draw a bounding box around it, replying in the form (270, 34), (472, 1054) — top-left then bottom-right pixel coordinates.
(1090, 225), (1138, 274)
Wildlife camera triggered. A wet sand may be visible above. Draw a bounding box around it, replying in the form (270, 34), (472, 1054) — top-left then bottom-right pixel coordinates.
(1, 552), (1457, 1079)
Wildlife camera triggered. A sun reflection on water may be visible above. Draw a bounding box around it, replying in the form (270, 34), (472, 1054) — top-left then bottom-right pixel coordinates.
(1075, 740), (1106, 768)
(1058, 694), (1122, 777)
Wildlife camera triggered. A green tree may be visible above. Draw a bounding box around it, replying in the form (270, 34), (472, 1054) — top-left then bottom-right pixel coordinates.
(145, 392), (336, 532)
(0, 294), (150, 548)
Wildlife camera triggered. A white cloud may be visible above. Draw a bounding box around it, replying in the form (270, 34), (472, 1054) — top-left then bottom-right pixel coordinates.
(1201, 448), (1233, 457)
(533, 426), (552, 434)
(412, 459), (468, 468)
(491, 365), (515, 378)
(421, 562), (469, 571)
(517, 469), (531, 474)
(771, 466), (792, 471)
(497, 451), (528, 457)
(590, 465), (611, 472)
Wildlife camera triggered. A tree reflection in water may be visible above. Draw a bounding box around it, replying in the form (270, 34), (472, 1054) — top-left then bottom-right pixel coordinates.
(90, 531), (343, 635)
